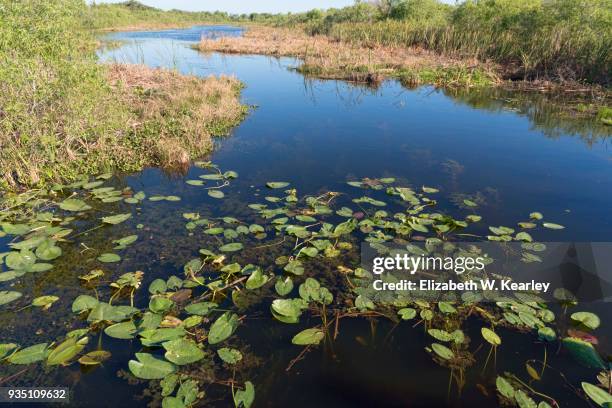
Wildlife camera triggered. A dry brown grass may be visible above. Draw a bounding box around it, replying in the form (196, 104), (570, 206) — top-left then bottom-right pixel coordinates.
(107, 64), (245, 170)
(198, 26), (492, 85)
(1, 63), (245, 189)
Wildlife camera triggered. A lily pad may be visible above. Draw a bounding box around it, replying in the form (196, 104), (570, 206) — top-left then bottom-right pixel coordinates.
(233, 381), (255, 408)
(47, 336), (89, 366)
(102, 213), (132, 225)
(97, 253), (121, 263)
(8, 343), (48, 364)
(218, 348), (243, 364)
(0, 290), (22, 306)
(208, 312), (239, 344)
(292, 328), (324, 345)
(59, 199), (91, 212)
(481, 327), (501, 346)
(208, 190), (225, 199)
(128, 353), (176, 380)
(430, 343), (454, 360)
(266, 182), (289, 189)
(582, 382), (612, 407)
(163, 338), (205, 365)
(571, 312), (600, 330)
(219, 243), (243, 252)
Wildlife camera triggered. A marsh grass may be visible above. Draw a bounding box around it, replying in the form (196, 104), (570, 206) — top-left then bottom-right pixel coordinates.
(198, 26), (495, 87)
(0, 0), (246, 190)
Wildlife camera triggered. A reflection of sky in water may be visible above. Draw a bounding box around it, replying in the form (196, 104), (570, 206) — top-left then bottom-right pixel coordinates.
(98, 28), (612, 241)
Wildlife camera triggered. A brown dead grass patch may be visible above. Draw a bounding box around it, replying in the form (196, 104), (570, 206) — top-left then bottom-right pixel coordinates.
(198, 26), (491, 85)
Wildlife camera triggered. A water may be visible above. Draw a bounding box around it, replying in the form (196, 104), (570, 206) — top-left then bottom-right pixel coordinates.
(1, 26), (610, 407)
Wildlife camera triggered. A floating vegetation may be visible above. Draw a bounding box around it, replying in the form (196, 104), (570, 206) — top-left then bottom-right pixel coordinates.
(0, 168), (607, 407)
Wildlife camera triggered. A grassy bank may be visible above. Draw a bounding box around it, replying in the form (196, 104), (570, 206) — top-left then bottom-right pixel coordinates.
(198, 26), (496, 87)
(292, 0), (611, 87)
(0, 0), (246, 190)
(86, 0), (243, 31)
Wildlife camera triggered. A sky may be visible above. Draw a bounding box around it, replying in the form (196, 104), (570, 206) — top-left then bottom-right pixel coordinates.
(90, 0), (359, 14)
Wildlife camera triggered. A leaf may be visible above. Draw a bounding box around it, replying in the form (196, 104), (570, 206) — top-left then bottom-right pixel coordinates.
(7, 343), (48, 364)
(185, 302), (217, 316)
(72, 295), (98, 313)
(582, 382), (612, 407)
(233, 381), (255, 408)
(438, 302), (456, 314)
(537, 327), (556, 341)
(530, 212), (543, 220)
(275, 276), (294, 296)
(428, 329), (453, 342)
(208, 312), (239, 344)
(430, 343), (454, 360)
(78, 350), (111, 366)
(284, 260), (304, 276)
(543, 222), (564, 230)
(5, 250), (35, 270)
(163, 338), (205, 365)
(0, 343), (18, 360)
(481, 327), (501, 346)
(525, 362), (541, 381)
(97, 253), (121, 263)
(422, 186), (439, 193)
(245, 268), (268, 290)
(208, 190), (225, 199)
(398, 308), (416, 320)
(513, 390), (537, 408)
(571, 312), (600, 330)
(266, 181), (289, 189)
(0, 291), (22, 306)
(59, 199), (91, 212)
(128, 353), (176, 380)
(139, 328), (185, 347)
(219, 242), (243, 252)
(217, 347), (243, 364)
(47, 336), (88, 366)
(496, 376), (515, 399)
(292, 328), (324, 345)
(149, 296), (174, 314)
(32, 295), (59, 309)
(105, 321), (138, 339)
(35, 241), (62, 261)
(102, 213), (132, 225)
(562, 337), (605, 369)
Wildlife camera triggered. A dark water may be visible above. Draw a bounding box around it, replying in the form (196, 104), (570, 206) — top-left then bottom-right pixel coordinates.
(1, 26), (610, 407)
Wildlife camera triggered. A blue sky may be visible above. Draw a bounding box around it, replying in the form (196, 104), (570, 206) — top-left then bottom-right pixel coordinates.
(91, 0), (358, 14)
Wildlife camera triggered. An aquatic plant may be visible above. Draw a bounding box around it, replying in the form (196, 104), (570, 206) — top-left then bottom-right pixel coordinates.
(0, 168), (607, 407)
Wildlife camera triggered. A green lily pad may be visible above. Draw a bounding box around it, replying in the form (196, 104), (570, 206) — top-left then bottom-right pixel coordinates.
(217, 348), (242, 364)
(208, 312), (239, 344)
(102, 213), (132, 225)
(105, 321), (138, 339)
(185, 302), (217, 316)
(233, 381), (255, 408)
(47, 336), (88, 366)
(266, 182), (289, 189)
(78, 350), (111, 366)
(398, 308), (416, 320)
(163, 338), (205, 365)
(208, 190), (225, 199)
(59, 199), (91, 212)
(430, 343), (454, 360)
(245, 268), (268, 290)
(97, 253), (121, 263)
(582, 382), (612, 407)
(219, 242), (243, 252)
(481, 327), (501, 346)
(128, 353), (176, 380)
(275, 276), (293, 296)
(0, 291), (22, 306)
(7, 343), (48, 364)
(292, 328), (324, 345)
(571, 311), (600, 330)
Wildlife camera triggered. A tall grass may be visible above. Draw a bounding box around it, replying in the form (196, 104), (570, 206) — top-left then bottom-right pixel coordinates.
(306, 0), (611, 85)
(0, 0), (246, 189)
(86, 0), (238, 30)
